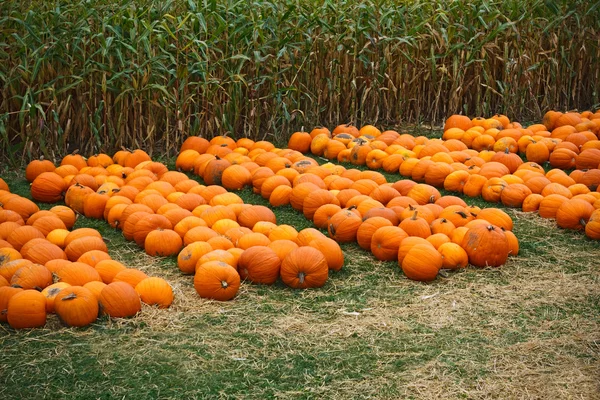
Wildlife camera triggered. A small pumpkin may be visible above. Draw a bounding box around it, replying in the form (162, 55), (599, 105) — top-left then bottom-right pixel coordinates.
(237, 246), (281, 285)
(401, 244), (442, 281)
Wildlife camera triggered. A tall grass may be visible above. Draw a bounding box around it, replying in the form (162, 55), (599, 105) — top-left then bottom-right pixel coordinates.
(0, 0), (598, 161)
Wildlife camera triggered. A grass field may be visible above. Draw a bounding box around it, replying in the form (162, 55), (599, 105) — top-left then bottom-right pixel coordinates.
(1, 152), (599, 399)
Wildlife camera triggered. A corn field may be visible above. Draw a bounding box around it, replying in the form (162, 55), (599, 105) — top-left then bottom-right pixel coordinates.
(0, 0), (599, 161)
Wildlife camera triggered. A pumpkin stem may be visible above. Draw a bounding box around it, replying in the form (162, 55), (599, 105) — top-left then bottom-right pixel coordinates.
(411, 210), (418, 220)
(329, 224), (336, 236)
(486, 225), (495, 231)
(347, 205), (357, 211)
(221, 280), (229, 289)
(456, 211), (468, 218)
(62, 292), (78, 301)
(429, 195), (435, 203)
(298, 272), (306, 284)
(504, 147), (509, 154)
(580, 218), (586, 227)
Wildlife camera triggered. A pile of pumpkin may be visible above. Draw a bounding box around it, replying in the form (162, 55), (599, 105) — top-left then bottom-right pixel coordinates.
(176, 135), (519, 282)
(291, 115), (600, 240)
(24, 151), (341, 303)
(0, 184), (173, 329)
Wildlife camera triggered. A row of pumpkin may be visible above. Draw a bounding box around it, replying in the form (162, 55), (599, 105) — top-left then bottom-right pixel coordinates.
(284, 113), (600, 240)
(0, 193), (174, 329)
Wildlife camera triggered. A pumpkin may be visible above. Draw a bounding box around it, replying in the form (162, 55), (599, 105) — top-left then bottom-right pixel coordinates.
(237, 205), (277, 229)
(437, 242), (469, 270)
(2, 196), (40, 221)
(370, 226), (408, 261)
(0, 286), (23, 322)
(556, 199), (595, 230)
(54, 286), (99, 327)
(78, 250), (112, 267)
(56, 262), (102, 286)
(145, 229), (183, 256)
(308, 238), (344, 271)
(177, 242), (214, 274)
(113, 269), (149, 288)
(22, 241), (67, 266)
(31, 172), (67, 203)
(476, 208), (513, 231)
(26, 158), (56, 182)
(399, 211), (431, 238)
(99, 282), (141, 318)
(64, 183), (94, 214)
(303, 190), (339, 220)
(41, 282), (71, 313)
(135, 277), (173, 308)
(10, 263), (53, 290)
(49, 206), (77, 229)
(460, 224), (509, 268)
(0, 247), (22, 266)
(132, 215), (173, 247)
(313, 204), (342, 230)
(65, 236), (108, 262)
(194, 261), (240, 301)
(401, 244), (442, 281)
(30, 216), (66, 238)
(238, 246), (281, 285)
(7, 226), (45, 251)
(585, 209), (600, 240)
(7, 289), (47, 329)
(328, 209), (362, 243)
(83, 281), (106, 299)
(94, 260), (127, 284)
(280, 247), (328, 289)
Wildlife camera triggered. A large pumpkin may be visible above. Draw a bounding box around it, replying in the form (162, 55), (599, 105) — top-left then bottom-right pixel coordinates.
(194, 261), (240, 301)
(7, 289), (46, 329)
(237, 246), (280, 285)
(280, 247), (328, 289)
(401, 244), (442, 281)
(54, 286), (99, 327)
(460, 224), (509, 268)
(99, 282), (141, 318)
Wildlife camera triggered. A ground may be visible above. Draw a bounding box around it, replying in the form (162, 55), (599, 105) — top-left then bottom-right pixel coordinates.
(1, 159), (599, 399)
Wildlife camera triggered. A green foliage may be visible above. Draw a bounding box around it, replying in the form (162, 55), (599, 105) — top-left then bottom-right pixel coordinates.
(1, 0), (599, 163)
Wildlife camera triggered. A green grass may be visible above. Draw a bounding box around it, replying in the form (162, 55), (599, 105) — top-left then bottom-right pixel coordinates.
(1, 154), (600, 399)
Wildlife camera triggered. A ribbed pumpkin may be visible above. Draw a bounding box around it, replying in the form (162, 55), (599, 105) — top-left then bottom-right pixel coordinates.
(56, 262), (102, 286)
(7, 226), (45, 251)
(328, 209), (362, 243)
(77, 250), (112, 267)
(113, 269), (149, 288)
(177, 242), (213, 274)
(437, 242), (469, 270)
(237, 205), (277, 229)
(7, 289), (46, 329)
(54, 286), (99, 327)
(65, 236), (108, 262)
(26, 158), (56, 182)
(194, 261), (240, 301)
(64, 183), (94, 214)
(401, 244), (442, 281)
(135, 277), (174, 308)
(99, 281), (141, 318)
(0, 286), (23, 322)
(145, 229), (183, 256)
(95, 260), (127, 284)
(556, 199), (595, 230)
(10, 263), (53, 290)
(31, 172), (67, 203)
(308, 237), (344, 271)
(585, 209), (600, 240)
(460, 224), (509, 268)
(370, 226), (408, 261)
(280, 247), (328, 289)
(50, 205), (77, 229)
(238, 246), (281, 285)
